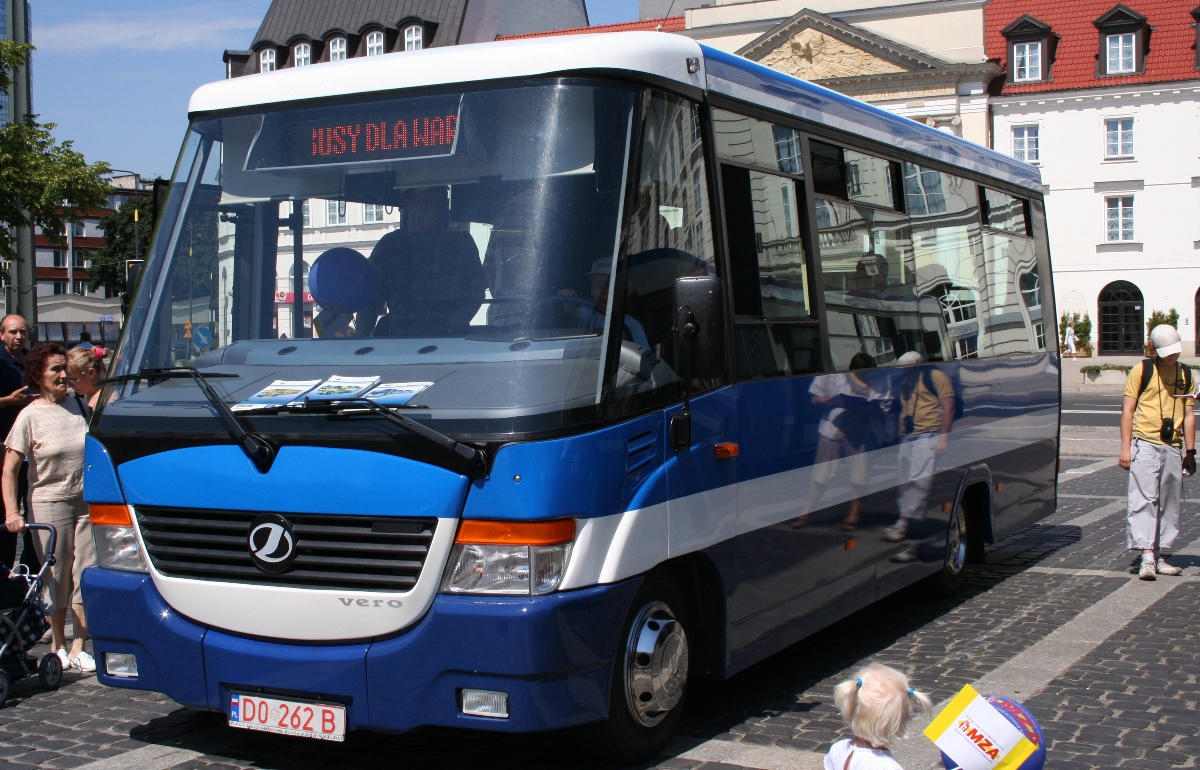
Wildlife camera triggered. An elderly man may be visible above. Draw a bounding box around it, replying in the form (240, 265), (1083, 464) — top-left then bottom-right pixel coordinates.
(0, 315), (36, 566)
(1120, 325), (1196, 580)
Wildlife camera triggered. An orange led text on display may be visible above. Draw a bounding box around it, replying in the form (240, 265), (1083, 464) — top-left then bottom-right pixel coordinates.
(311, 115), (458, 158)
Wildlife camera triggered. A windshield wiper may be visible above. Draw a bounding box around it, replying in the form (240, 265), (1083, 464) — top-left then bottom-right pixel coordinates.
(101, 367), (275, 473)
(258, 398), (488, 479)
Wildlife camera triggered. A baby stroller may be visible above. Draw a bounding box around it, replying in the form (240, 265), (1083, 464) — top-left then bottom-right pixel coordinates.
(0, 523), (63, 704)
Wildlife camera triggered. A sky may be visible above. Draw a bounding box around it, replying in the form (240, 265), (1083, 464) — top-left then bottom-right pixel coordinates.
(29, 0), (640, 181)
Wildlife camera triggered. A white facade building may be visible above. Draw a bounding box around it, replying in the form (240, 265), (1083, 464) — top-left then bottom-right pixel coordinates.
(985, 0), (1200, 355)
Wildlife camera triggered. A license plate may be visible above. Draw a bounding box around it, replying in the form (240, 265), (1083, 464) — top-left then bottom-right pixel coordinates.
(229, 693), (346, 742)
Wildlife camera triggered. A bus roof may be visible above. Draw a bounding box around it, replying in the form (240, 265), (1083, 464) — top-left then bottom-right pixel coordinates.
(189, 31), (1041, 194)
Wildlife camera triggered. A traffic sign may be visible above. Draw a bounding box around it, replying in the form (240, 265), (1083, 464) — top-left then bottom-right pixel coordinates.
(192, 327), (212, 349)
(184, 321), (193, 339)
(99, 315), (114, 323)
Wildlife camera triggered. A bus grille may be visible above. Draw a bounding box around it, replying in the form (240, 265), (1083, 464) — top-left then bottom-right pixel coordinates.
(135, 506), (439, 592)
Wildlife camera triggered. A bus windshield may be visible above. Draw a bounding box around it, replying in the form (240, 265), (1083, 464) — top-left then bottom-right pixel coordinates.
(101, 80), (646, 439)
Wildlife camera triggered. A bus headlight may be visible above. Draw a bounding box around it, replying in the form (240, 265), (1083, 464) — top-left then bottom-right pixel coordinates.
(440, 519), (575, 596)
(89, 504), (149, 573)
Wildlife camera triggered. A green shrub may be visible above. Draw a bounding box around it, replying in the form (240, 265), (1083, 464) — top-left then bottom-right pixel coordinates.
(1059, 311), (1093, 355)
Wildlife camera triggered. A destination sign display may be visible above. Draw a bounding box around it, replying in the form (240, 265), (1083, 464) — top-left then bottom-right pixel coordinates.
(246, 94), (463, 170)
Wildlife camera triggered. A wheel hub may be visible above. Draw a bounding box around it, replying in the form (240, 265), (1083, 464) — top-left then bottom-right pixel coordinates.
(624, 600), (688, 727)
(946, 506), (967, 575)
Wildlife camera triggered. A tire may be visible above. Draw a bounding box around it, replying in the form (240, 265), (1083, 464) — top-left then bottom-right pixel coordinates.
(930, 501), (969, 597)
(581, 574), (690, 765)
(0, 670), (9, 707)
(38, 652), (63, 690)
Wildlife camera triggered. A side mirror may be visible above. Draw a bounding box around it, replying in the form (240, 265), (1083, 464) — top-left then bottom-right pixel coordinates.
(673, 275), (726, 381)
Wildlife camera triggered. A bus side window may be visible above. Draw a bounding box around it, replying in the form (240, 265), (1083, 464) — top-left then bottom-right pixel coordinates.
(721, 163), (819, 379)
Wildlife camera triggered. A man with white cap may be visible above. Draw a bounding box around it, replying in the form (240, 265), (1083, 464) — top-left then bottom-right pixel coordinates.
(1120, 324), (1195, 580)
(885, 351), (955, 544)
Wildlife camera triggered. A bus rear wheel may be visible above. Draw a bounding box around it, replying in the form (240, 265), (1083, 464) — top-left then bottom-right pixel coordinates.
(582, 574), (690, 764)
(931, 501), (969, 596)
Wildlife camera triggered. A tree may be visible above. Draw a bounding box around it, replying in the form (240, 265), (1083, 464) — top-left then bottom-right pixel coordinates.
(89, 196), (154, 295)
(0, 41), (111, 265)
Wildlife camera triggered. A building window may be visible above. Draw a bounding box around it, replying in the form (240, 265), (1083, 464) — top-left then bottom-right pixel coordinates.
(301, 200), (310, 227)
(1106, 33), (1135, 74)
(72, 250), (88, 268)
(51, 250), (64, 268)
(294, 43), (310, 67)
(329, 37), (347, 62)
(1013, 41), (1042, 81)
(1094, 7), (1149, 77)
(404, 25), (423, 51)
(1105, 118), (1134, 158)
(366, 31), (384, 56)
(1105, 196), (1135, 242)
(1012, 125), (1040, 163)
(52, 282), (66, 295)
(259, 48), (276, 73)
(327, 200), (346, 225)
(364, 204), (384, 223)
(1001, 15), (1055, 85)
(73, 281), (87, 295)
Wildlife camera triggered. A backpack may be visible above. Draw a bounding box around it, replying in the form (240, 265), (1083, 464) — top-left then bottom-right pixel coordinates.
(1137, 358), (1192, 400)
(921, 367), (966, 421)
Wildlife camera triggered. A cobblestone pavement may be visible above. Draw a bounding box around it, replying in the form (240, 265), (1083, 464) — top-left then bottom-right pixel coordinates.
(1, 458), (1198, 769)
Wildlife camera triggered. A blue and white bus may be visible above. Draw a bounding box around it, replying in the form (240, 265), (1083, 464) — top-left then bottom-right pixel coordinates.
(82, 32), (1058, 762)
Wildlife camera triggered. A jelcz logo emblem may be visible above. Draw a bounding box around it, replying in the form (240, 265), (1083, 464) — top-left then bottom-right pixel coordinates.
(248, 514), (298, 574)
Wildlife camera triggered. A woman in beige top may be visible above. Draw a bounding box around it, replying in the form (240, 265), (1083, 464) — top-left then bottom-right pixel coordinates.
(2, 343), (94, 673)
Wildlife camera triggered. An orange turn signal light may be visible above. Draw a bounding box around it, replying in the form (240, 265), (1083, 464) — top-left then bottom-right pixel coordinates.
(456, 519), (575, 546)
(89, 503), (132, 526)
(715, 442), (739, 459)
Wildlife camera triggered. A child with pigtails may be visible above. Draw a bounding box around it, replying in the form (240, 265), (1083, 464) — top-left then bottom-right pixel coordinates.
(825, 663), (932, 770)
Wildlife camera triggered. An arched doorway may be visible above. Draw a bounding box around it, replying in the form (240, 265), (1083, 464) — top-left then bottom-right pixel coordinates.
(1099, 281), (1143, 354)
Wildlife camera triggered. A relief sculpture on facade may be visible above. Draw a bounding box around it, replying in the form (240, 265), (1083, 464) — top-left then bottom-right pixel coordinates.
(758, 28), (905, 80)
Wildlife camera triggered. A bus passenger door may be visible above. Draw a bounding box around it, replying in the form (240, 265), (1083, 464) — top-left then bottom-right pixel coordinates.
(717, 159), (875, 664)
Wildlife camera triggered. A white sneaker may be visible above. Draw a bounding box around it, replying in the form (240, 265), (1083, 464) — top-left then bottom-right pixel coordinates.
(1138, 554), (1157, 581)
(1156, 558), (1183, 576)
(69, 649), (96, 674)
(55, 648), (71, 668)
(884, 522), (907, 542)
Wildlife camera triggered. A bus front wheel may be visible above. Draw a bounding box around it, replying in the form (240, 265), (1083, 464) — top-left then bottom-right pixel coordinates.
(583, 574), (690, 764)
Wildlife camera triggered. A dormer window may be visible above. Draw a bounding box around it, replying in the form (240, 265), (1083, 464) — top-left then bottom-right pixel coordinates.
(1193, 7), (1200, 68)
(1094, 5), (1150, 77)
(294, 42), (310, 67)
(259, 48), (276, 73)
(404, 24), (423, 51)
(366, 30), (385, 56)
(1001, 15), (1056, 84)
(1014, 42), (1042, 81)
(1107, 33), (1136, 73)
(329, 36), (347, 62)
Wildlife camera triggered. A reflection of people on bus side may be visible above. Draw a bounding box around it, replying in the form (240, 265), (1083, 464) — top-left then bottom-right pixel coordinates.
(359, 187), (486, 337)
(885, 351), (955, 546)
(795, 352), (883, 531)
(558, 258), (650, 348)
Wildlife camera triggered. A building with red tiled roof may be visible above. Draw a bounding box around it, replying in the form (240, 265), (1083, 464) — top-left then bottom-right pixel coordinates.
(986, 0), (1200, 354)
(497, 16), (684, 41)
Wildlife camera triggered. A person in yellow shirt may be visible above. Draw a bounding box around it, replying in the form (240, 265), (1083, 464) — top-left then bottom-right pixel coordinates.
(885, 351), (955, 543)
(1119, 325), (1196, 580)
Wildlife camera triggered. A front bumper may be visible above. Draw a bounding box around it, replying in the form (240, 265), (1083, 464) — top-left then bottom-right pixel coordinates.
(81, 566), (638, 733)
